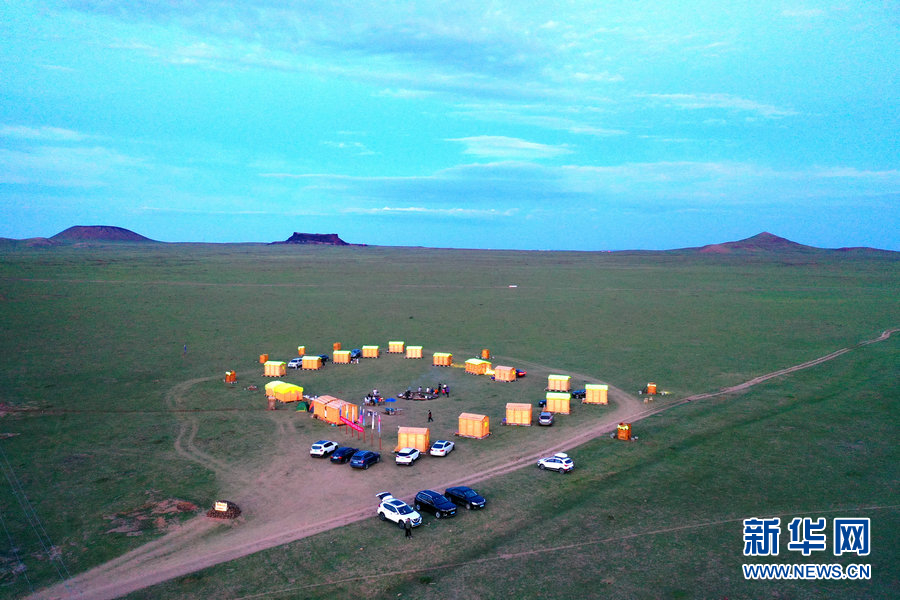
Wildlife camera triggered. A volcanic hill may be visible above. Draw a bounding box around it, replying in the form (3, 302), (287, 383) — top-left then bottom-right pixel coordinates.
(695, 232), (816, 254)
(51, 226), (156, 242)
(272, 232), (349, 245)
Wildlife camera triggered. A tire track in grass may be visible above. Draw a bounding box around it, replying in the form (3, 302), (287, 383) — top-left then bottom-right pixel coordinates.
(166, 377), (246, 482)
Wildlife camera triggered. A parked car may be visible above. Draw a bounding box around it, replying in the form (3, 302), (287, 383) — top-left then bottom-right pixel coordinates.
(330, 446), (358, 464)
(414, 490), (457, 519)
(430, 440), (455, 457)
(395, 447), (420, 466)
(515, 369), (527, 378)
(570, 389), (586, 400)
(538, 412), (554, 426)
(376, 492), (422, 528)
(444, 486), (486, 510)
(318, 353), (330, 363)
(350, 450), (381, 469)
(287, 357), (303, 369)
(537, 452), (574, 473)
(310, 440), (338, 457)
(350, 348), (362, 360)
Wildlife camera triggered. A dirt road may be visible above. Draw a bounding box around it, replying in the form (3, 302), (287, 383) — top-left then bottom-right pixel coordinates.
(30, 329), (897, 600)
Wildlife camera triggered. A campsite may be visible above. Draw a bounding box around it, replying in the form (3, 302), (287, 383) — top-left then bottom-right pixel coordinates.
(0, 241), (897, 599)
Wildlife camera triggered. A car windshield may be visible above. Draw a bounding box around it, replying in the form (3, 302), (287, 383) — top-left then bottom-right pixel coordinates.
(463, 490), (478, 498)
(397, 505), (413, 515)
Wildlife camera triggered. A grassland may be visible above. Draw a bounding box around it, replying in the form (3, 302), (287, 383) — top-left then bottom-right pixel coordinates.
(0, 242), (897, 599)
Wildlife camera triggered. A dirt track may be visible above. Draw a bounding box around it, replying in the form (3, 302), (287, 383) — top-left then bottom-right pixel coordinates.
(30, 329), (897, 600)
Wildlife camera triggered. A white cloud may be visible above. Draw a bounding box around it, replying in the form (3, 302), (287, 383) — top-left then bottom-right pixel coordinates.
(813, 167), (900, 180)
(323, 141), (377, 156)
(344, 206), (517, 218)
(376, 88), (435, 99)
(0, 146), (146, 187)
(639, 93), (796, 118)
(447, 136), (572, 159)
(572, 71), (624, 83)
(0, 125), (88, 142)
(782, 8), (826, 18)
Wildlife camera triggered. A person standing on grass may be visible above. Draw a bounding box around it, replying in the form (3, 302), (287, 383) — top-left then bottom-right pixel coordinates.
(404, 519), (412, 539)
(183, 343), (187, 357)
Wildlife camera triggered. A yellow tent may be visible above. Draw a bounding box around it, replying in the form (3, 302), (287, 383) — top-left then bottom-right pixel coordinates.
(312, 395), (340, 421)
(323, 398), (356, 425)
(273, 382), (303, 403)
(505, 403), (532, 426)
(545, 392), (571, 414)
(264, 361), (286, 377)
(457, 413), (490, 438)
(265, 380), (285, 397)
(432, 352), (453, 367)
(395, 426), (430, 452)
(493, 365), (517, 382)
(406, 345), (423, 359)
(547, 374), (571, 392)
(333, 349), (351, 364)
(362, 345), (380, 358)
(465, 358), (491, 375)
(388, 341), (405, 353)
(302, 355), (323, 370)
(584, 384), (608, 405)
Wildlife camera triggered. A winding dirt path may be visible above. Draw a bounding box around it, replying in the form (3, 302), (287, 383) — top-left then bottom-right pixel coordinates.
(30, 329), (897, 600)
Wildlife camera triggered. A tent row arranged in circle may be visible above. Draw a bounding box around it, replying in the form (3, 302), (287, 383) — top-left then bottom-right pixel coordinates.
(248, 341), (612, 445)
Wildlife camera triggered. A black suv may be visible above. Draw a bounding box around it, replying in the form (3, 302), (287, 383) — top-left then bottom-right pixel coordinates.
(330, 446), (358, 464)
(414, 490), (457, 519)
(444, 486), (486, 510)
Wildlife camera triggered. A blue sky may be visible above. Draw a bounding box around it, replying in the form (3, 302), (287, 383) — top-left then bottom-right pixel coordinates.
(1, 1), (897, 250)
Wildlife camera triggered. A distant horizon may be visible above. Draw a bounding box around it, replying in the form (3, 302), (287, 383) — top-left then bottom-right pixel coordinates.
(10, 225), (895, 253)
(1, 2), (897, 251)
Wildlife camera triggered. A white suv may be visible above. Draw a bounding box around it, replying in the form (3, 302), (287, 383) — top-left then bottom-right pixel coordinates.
(537, 452), (574, 473)
(395, 447), (420, 466)
(310, 440), (338, 457)
(376, 492), (422, 528)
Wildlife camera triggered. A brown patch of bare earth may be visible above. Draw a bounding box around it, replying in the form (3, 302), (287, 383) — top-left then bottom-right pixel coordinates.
(103, 499), (200, 537)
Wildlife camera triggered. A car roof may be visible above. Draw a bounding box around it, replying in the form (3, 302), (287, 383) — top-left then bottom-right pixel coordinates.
(313, 440), (333, 445)
(399, 447), (416, 452)
(417, 489), (440, 498)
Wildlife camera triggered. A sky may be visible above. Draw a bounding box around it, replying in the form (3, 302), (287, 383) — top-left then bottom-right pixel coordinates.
(1, 1), (897, 250)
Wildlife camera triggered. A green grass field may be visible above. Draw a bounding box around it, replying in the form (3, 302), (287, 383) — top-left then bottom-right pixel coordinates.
(0, 243), (897, 599)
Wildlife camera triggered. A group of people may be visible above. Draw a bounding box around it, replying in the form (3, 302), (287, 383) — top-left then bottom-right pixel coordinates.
(415, 383), (450, 397)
